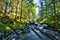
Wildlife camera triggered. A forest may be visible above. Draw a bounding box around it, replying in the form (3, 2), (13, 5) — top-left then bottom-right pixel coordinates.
(0, 0), (60, 40)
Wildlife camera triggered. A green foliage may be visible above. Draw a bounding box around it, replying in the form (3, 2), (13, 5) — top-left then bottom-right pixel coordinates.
(37, 0), (60, 29)
(42, 13), (60, 29)
(56, 13), (60, 21)
(13, 21), (27, 29)
(0, 22), (6, 32)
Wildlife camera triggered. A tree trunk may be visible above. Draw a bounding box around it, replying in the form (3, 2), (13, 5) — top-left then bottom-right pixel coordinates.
(45, 0), (47, 16)
(4, 2), (7, 16)
(15, 0), (18, 19)
(53, 1), (58, 28)
(20, 0), (23, 21)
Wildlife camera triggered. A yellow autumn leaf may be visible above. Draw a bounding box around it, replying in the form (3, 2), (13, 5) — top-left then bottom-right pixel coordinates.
(6, 26), (10, 30)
